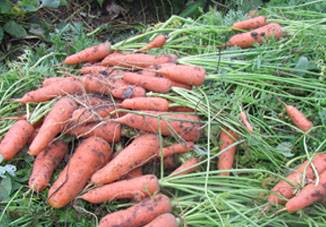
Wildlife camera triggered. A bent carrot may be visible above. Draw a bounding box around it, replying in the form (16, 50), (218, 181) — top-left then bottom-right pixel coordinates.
(170, 158), (199, 176)
(0, 120), (34, 160)
(155, 63), (206, 86)
(80, 174), (159, 204)
(48, 137), (111, 208)
(161, 142), (194, 157)
(232, 16), (267, 30)
(139, 34), (167, 52)
(71, 105), (115, 124)
(28, 140), (68, 192)
(143, 213), (178, 227)
(29, 97), (77, 156)
(64, 41), (111, 65)
(285, 104), (313, 132)
(268, 153), (326, 205)
(240, 111), (253, 133)
(114, 112), (202, 142)
(99, 194), (171, 227)
(227, 23), (282, 48)
(218, 129), (238, 176)
(120, 97), (169, 111)
(91, 134), (159, 185)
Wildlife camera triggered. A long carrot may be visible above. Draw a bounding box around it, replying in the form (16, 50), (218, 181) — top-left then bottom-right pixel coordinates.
(218, 129), (238, 176)
(232, 16), (267, 30)
(28, 140), (68, 192)
(114, 112), (202, 142)
(64, 41), (111, 65)
(99, 194), (172, 227)
(161, 142), (194, 157)
(285, 104), (313, 132)
(240, 111), (254, 133)
(48, 137), (111, 208)
(155, 63), (206, 86)
(138, 34), (167, 52)
(80, 174), (160, 204)
(143, 213), (178, 227)
(227, 23), (282, 48)
(71, 105), (115, 124)
(0, 120), (34, 160)
(120, 97), (169, 111)
(29, 97), (77, 156)
(170, 158), (199, 176)
(91, 134), (160, 185)
(268, 153), (326, 205)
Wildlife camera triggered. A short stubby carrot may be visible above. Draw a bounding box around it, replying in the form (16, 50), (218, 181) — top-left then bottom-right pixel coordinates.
(64, 41), (111, 65)
(0, 120), (34, 160)
(101, 53), (177, 68)
(48, 137), (111, 208)
(227, 23), (282, 48)
(139, 34), (167, 52)
(143, 213), (178, 227)
(80, 174), (160, 204)
(114, 112), (202, 142)
(232, 16), (267, 30)
(91, 134), (160, 185)
(29, 97), (77, 156)
(170, 80), (192, 90)
(240, 111), (254, 133)
(170, 158), (199, 177)
(285, 104), (313, 132)
(160, 142), (194, 157)
(268, 153), (326, 205)
(28, 140), (68, 192)
(99, 194), (172, 227)
(111, 85), (146, 99)
(71, 105), (115, 124)
(218, 129), (238, 176)
(155, 63), (206, 86)
(120, 97), (169, 111)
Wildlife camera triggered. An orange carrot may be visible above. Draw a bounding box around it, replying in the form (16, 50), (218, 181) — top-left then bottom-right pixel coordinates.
(101, 53), (177, 68)
(122, 71), (172, 93)
(0, 120), (34, 160)
(155, 63), (206, 86)
(64, 41), (111, 65)
(71, 105), (115, 124)
(168, 106), (195, 113)
(67, 121), (121, 143)
(285, 104), (313, 132)
(29, 97), (77, 156)
(91, 134), (160, 185)
(42, 77), (74, 87)
(218, 129), (238, 176)
(268, 153), (326, 205)
(81, 75), (113, 94)
(232, 16), (267, 30)
(138, 70), (158, 77)
(120, 97), (169, 111)
(227, 23), (282, 48)
(114, 112), (202, 141)
(170, 158), (199, 176)
(80, 65), (111, 75)
(111, 85), (146, 99)
(80, 174), (159, 204)
(28, 140), (68, 192)
(123, 167), (143, 179)
(143, 213), (178, 227)
(170, 80), (192, 90)
(163, 156), (177, 170)
(99, 194), (172, 227)
(240, 111), (253, 133)
(48, 137), (111, 208)
(139, 34), (167, 52)
(161, 142), (194, 157)
(286, 170), (326, 213)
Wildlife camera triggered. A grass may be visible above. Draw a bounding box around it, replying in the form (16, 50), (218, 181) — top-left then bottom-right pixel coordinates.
(0, 0), (326, 226)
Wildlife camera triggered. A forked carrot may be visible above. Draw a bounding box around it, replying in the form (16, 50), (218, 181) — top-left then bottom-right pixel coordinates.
(232, 16), (267, 30)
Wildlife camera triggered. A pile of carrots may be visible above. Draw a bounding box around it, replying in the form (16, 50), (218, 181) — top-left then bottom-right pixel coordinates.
(0, 15), (318, 226)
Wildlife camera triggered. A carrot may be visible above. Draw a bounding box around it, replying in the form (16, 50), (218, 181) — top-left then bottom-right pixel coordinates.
(124, 167), (143, 179)
(138, 34), (167, 52)
(286, 170), (326, 213)
(80, 174), (159, 204)
(111, 85), (146, 99)
(99, 194), (171, 227)
(268, 153), (326, 205)
(170, 80), (192, 90)
(29, 97), (77, 156)
(170, 158), (199, 176)
(0, 120), (34, 160)
(80, 65), (111, 75)
(64, 41), (111, 65)
(28, 140), (68, 192)
(91, 134), (160, 185)
(163, 156), (176, 170)
(155, 63), (206, 86)
(48, 137), (111, 208)
(122, 71), (172, 93)
(67, 121), (121, 143)
(285, 104), (313, 132)
(120, 97), (169, 111)
(143, 213), (178, 227)
(81, 75), (113, 95)
(101, 53), (177, 68)
(138, 70), (158, 77)
(114, 112), (202, 141)
(227, 23), (282, 48)
(17, 78), (82, 103)
(232, 16), (267, 30)
(218, 129), (238, 176)
(42, 77), (74, 87)
(168, 106), (195, 113)
(161, 142), (194, 157)
(71, 105), (115, 124)
(240, 111), (254, 133)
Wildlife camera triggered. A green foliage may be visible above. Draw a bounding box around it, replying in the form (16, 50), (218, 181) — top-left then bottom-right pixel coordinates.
(3, 20), (27, 38)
